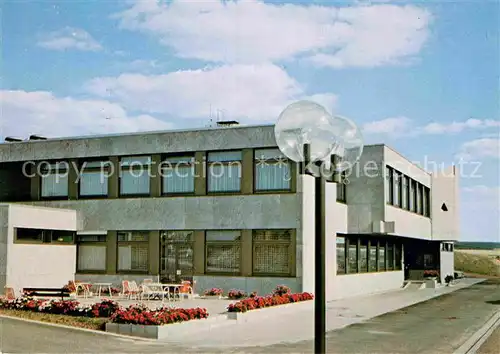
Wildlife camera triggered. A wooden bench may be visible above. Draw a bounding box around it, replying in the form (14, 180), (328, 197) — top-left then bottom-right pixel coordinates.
(23, 287), (71, 300)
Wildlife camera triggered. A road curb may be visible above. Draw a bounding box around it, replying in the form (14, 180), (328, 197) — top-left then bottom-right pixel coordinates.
(453, 311), (500, 354)
(0, 314), (155, 342)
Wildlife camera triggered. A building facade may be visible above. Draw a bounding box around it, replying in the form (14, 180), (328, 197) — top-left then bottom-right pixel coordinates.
(0, 125), (459, 299)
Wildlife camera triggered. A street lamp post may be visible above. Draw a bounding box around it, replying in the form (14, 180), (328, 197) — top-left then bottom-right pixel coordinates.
(275, 101), (363, 354)
(302, 144), (340, 354)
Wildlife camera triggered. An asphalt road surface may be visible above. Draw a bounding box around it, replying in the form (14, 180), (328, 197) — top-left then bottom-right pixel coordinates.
(1, 279), (499, 354)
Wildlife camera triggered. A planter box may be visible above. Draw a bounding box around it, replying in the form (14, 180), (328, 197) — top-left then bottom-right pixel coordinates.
(425, 279), (438, 289)
(201, 295), (223, 299)
(105, 315), (229, 339)
(227, 300), (313, 322)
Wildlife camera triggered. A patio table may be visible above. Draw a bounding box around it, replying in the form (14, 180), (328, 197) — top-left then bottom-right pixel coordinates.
(93, 282), (113, 298)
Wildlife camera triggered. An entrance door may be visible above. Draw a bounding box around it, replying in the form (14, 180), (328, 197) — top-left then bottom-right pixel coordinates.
(160, 231), (194, 283)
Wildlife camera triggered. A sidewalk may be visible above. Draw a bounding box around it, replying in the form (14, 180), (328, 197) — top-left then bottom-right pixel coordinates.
(164, 278), (484, 348)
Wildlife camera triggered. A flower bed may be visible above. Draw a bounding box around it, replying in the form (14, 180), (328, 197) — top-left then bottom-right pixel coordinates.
(203, 287), (224, 298)
(0, 297), (120, 318)
(111, 304), (208, 325)
(227, 292), (313, 313)
(0, 296), (209, 331)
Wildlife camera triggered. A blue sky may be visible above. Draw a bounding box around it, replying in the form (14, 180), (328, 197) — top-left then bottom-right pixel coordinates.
(1, 0), (499, 242)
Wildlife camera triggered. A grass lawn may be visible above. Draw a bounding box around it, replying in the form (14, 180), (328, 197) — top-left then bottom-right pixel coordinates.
(0, 309), (108, 331)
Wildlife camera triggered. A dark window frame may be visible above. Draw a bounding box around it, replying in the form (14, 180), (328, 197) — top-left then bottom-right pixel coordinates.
(205, 230), (242, 275)
(119, 155), (152, 198)
(78, 159), (111, 199)
(39, 160), (70, 200)
(253, 148), (292, 193)
(116, 231), (150, 274)
(160, 154), (196, 196)
(252, 229), (293, 277)
(76, 234), (107, 273)
(206, 150), (243, 194)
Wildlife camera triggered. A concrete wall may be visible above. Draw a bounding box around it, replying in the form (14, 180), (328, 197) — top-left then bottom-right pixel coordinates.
(0, 125), (277, 163)
(346, 145), (385, 234)
(431, 166), (460, 241)
(385, 206), (431, 239)
(3, 204), (77, 293)
(298, 175), (349, 301)
(30, 195), (299, 231)
(383, 146), (432, 239)
(193, 276), (301, 295)
(298, 174), (315, 294)
(0, 205), (9, 292)
(440, 248), (455, 283)
(331, 271), (404, 300)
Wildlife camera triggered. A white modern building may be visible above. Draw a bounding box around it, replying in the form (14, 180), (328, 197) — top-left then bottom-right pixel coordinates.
(0, 124), (459, 300)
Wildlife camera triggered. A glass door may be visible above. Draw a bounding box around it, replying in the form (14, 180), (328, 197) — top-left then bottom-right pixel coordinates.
(160, 231), (194, 283)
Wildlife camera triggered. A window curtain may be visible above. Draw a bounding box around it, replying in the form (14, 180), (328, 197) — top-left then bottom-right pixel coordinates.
(120, 170), (150, 194)
(41, 173), (68, 197)
(80, 171), (108, 196)
(208, 151), (242, 192)
(78, 245), (106, 270)
(162, 157), (194, 193)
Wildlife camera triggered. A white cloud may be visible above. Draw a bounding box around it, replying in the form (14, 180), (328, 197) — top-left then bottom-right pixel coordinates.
(114, 0), (431, 67)
(363, 117), (500, 138)
(37, 27), (102, 51)
(362, 116), (412, 135)
(422, 118), (500, 134)
(455, 138), (500, 161)
(0, 90), (172, 139)
(84, 63), (337, 122)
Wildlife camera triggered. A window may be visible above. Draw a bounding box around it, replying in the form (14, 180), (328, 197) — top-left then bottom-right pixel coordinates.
(378, 241), (386, 271)
(347, 238), (357, 274)
(411, 180), (418, 213)
(207, 151), (242, 193)
(160, 231), (194, 279)
(79, 160), (110, 197)
(393, 170), (401, 207)
(50, 230), (75, 243)
(423, 187), (430, 217)
(40, 162), (68, 198)
(253, 230), (292, 275)
(205, 230), (241, 273)
(369, 241), (377, 272)
(385, 166), (393, 204)
(15, 228), (74, 244)
(120, 156), (151, 196)
(387, 242), (394, 270)
(77, 234), (106, 272)
(359, 239), (368, 273)
(336, 237), (346, 274)
(254, 149), (291, 191)
(117, 231), (149, 272)
(402, 176), (409, 210)
(336, 172), (347, 202)
(417, 184), (423, 215)
(15, 228), (43, 242)
(395, 243), (402, 270)
(161, 156), (195, 194)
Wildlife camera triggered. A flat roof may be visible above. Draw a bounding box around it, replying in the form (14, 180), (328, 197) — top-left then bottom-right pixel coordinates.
(0, 123), (275, 145)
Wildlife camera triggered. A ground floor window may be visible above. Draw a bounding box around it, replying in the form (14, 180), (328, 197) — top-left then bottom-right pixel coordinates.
(205, 230), (241, 274)
(336, 237), (346, 274)
(77, 234), (106, 272)
(337, 235), (403, 275)
(117, 231), (149, 272)
(252, 229), (292, 276)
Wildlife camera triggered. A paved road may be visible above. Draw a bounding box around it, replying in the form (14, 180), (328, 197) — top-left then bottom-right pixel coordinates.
(1, 279), (499, 353)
